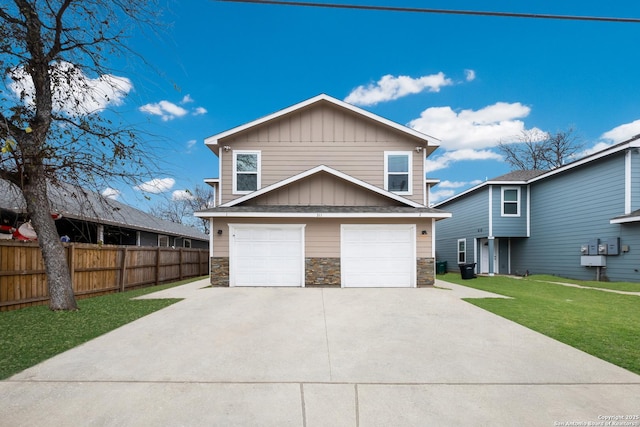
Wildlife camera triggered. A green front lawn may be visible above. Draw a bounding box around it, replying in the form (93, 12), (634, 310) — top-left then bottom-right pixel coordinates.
(438, 273), (640, 375)
(0, 277), (205, 380)
(526, 274), (640, 293)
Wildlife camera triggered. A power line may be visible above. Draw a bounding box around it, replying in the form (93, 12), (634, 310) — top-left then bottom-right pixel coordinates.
(216, 0), (640, 24)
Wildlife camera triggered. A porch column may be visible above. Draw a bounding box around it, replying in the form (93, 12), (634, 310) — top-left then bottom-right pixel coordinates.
(488, 236), (495, 276)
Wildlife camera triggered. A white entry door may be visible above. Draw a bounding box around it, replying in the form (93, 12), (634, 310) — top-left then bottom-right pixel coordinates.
(341, 224), (416, 287)
(229, 224), (305, 287)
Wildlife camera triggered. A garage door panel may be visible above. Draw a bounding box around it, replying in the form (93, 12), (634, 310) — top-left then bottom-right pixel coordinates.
(230, 225), (304, 287)
(341, 224), (416, 288)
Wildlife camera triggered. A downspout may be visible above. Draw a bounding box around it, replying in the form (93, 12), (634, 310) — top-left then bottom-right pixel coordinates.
(625, 149), (632, 214)
(487, 185), (494, 275)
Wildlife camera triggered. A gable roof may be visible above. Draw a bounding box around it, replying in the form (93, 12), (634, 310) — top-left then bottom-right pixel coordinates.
(204, 94), (440, 155)
(433, 169), (546, 207)
(489, 170), (548, 181)
(0, 180), (209, 241)
(435, 134), (640, 207)
(219, 164), (424, 208)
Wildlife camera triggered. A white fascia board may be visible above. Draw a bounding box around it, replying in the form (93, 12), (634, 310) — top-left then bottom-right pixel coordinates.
(610, 215), (640, 224)
(436, 136), (640, 207)
(528, 136), (640, 184)
(195, 211), (452, 219)
(434, 179), (533, 207)
(204, 94), (439, 147)
(221, 164), (424, 208)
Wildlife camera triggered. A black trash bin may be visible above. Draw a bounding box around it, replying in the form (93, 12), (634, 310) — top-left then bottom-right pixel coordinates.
(459, 263), (476, 279)
(436, 261), (447, 275)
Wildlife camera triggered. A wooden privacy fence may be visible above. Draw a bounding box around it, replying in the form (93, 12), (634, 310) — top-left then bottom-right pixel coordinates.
(0, 241), (209, 311)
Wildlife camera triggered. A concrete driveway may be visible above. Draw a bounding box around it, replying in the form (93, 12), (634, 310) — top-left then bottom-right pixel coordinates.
(2, 279), (639, 426)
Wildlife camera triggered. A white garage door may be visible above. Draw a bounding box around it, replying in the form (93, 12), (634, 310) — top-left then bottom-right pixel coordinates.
(229, 224), (305, 287)
(341, 224), (416, 288)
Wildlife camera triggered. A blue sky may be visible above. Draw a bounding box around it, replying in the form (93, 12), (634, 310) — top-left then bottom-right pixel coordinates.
(67, 1), (640, 206)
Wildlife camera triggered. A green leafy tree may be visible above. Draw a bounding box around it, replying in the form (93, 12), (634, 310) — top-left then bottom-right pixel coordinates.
(0, 0), (160, 310)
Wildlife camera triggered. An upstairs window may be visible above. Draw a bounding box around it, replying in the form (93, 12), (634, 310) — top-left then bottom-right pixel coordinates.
(233, 151), (261, 194)
(502, 187), (520, 216)
(385, 151), (412, 195)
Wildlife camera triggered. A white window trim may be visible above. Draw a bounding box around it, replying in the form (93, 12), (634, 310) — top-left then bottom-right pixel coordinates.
(183, 238), (191, 248)
(232, 150), (261, 195)
(158, 235), (170, 247)
(501, 186), (521, 217)
(457, 238), (466, 264)
(384, 151), (413, 195)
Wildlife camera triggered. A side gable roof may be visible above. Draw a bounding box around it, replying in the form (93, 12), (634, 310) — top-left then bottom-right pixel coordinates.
(204, 94), (440, 155)
(435, 134), (640, 208)
(0, 180), (208, 241)
(434, 170), (546, 207)
(219, 165), (424, 208)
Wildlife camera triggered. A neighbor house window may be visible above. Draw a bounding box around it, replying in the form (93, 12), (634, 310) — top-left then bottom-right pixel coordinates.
(457, 239), (466, 264)
(233, 150), (261, 194)
(502, 187), (520, 216)
(384, 151), (412, 195)
(183, 239), (191, 248)
(158, 235), (169, 247)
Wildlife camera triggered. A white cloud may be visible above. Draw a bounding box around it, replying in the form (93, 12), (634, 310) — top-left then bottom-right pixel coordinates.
(134, 178), (175, 193)
(429, 179), (484, 204)
(345, 73), (454, 106)
(576, 142), (614, 159)
(573, 119), (640, 159)
(139, 96), (206, 121)
(429, 188), (456, 204)
(9, 61), (132, 116)
(186, 139), (197, 153)
(425, 148), (503, 173)
(102, 187), (120, 200)
(600, 119), (640, 144)
(410, 102), (538, 150)
(172, 190), (195, 201)
(438, 180), (469, 189)
(465, 69), (476, 82)
(139, 100), (188, 121)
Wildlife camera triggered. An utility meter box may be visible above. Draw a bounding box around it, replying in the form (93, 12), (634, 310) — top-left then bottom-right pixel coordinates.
(598, 237), (620, 256)
(587, 239), (599, 255)
(580, 255), (606, 267)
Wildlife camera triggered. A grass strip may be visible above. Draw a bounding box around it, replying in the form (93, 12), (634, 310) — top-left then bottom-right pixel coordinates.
(525, 274), (640, 293)
(438, 273), (640, 375)
(0, 277), (205, 380)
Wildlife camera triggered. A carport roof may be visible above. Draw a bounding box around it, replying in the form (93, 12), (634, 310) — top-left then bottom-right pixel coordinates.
(195, 205), (451, 219)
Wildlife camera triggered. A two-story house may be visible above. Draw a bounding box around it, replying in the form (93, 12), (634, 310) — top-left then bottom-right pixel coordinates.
(196, 94), (451, 287)
(435, 134), (640, 282)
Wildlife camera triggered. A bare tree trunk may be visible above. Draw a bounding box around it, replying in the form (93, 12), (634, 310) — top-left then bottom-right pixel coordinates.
(22, 168), (77, 311)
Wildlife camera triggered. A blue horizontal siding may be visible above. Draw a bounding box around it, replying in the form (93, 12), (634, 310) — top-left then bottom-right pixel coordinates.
(436, 188), (489, 270)
(512, 151), (640, 281)
(491, 185), (529, 237)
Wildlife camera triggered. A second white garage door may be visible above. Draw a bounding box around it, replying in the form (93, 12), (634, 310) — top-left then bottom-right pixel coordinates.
(341, 224), (416, 287)
(229, 224), (305, 287)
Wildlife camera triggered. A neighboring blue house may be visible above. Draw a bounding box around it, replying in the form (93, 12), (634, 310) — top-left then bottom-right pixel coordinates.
(434, 134), (640, 282)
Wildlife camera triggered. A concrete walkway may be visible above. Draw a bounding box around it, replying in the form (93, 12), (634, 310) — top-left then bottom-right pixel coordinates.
(1, 279), (639, 426)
